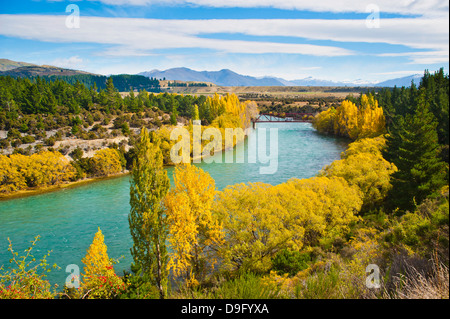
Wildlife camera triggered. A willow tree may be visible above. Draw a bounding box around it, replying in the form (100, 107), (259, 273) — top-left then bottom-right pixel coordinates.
(129, 127), (170, 299)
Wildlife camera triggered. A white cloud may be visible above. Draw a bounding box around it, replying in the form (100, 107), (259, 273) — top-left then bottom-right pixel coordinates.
(169, 18), (448, 52)
(90, 0), (449, 17)
(0, 14), (447, 64)
(379, 50), (449, 64)
(371, 70), (424, 76)
(50, 55), (85, 69)
(0, 15), (354, 57)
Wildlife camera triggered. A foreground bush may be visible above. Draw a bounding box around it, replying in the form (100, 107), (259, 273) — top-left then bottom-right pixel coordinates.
(320, 137), (397, 211)
(0, 236), (58, 299)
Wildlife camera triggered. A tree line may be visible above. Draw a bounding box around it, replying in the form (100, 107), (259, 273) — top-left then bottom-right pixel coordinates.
(13, 74), (161, 93)
(0, 76), (204, 118)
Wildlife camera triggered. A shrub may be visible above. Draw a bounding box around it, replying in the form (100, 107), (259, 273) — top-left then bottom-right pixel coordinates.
(209, 273), (281, 299)
(0, 151), (76, 192)
(298, 265), (341, 299)
(44, 136), (56, 146)
(271, 249), (311, 276)
(0, 236), (59, 299)
(21, 135), (35, 144)
(320, 137), (397, 211)
(89, 148), (123, 177)
(0, 139), (9, 149)
(7, 128), (21, 139)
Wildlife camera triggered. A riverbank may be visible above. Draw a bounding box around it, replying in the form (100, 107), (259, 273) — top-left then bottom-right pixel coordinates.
(0, 171), (130, 201)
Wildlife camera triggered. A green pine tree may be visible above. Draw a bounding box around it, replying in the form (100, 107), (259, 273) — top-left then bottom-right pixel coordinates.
(420, 68), (449, 160)
(128, 127), (170, 299)
(170, 103), (178, 126)
(384, 91), (448, 212)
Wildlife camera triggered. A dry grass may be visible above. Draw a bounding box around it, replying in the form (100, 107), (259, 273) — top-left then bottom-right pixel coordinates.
(386, 260), (449, 299)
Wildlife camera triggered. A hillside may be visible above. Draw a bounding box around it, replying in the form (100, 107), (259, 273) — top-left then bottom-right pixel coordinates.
(0, 65), (96, 77)
(0, 61), (161, 92)
(0, 59), (36, 72)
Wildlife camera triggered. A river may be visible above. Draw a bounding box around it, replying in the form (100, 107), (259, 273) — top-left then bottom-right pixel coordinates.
(0, 122), (348, 286)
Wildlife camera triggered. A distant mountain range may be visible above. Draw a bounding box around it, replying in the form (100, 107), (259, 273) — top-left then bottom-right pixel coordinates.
(1, 59), (423, 88)
(373, 74), (423, 87)
(139, 67), (423, 88)
(139, 67), (286, 86)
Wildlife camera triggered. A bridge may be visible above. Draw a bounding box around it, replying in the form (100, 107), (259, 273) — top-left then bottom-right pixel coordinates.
(252, 112), (315, 128)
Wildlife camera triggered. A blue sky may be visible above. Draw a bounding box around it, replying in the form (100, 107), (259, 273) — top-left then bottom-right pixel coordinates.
(0, 0), (448, 83)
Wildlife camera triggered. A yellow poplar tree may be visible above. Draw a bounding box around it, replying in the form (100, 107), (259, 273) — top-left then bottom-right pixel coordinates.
(164, 163), (223, 286)
(358, 94), (386, 138)
(287, 176), (362, 243)
(129, 127), (170, 299)
(214, 179), (362, 273)
(81, 227), (126, 299)
(28, 151), (76, 186)
(314, 94), (386, 140)
(1, 151), (75, 192)
(334, 100), (359, 139)
(213, 182), (311, 273)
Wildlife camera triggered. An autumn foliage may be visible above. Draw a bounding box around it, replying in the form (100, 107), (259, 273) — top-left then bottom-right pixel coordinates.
(0, 151), (75, 193)
(1, 70), (448, 299)
(319, 136), (398, 210)
(154, 93), (258, 165)
(212, 176), (362, 274)
(89, 148), (123, 177)
(313, 94), (386, 140)
(202, 93), (256, 130)
(81, 227), (127, 299)
(164, 164), (223, 286)
(0, 236), (58, 299)
(0, 147), (123, 194)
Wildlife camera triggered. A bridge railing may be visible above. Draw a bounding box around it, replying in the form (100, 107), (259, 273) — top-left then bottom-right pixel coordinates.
(253, 112), (315, 123)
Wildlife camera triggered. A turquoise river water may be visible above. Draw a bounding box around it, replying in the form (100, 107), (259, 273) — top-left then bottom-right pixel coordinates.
(0, 122), (348, 286)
